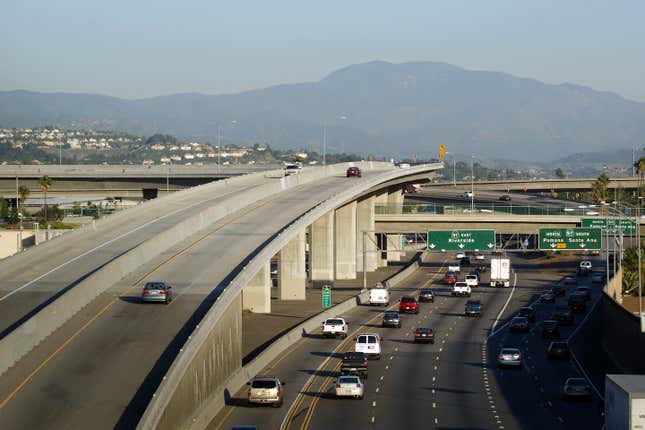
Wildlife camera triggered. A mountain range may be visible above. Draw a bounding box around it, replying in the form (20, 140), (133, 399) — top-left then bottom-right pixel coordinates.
(1, 60), (644, 162)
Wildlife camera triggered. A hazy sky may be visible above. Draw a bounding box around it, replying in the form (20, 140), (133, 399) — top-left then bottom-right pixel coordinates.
(2, 1), (645, 101)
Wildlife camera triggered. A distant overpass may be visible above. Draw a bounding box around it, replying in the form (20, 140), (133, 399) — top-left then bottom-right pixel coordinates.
(425, 177), (639, 192)
(0, 164), (282, 199)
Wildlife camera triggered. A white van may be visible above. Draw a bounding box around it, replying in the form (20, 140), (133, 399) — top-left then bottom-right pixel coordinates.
(368, 287), (390, 306)
(354, 333), (381, 359)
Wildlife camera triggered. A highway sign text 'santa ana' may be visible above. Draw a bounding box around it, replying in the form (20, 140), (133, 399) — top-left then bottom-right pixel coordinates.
(581, 218), (636, 235)
(427, 230), (495, 251)
(538, 228), (602, 250)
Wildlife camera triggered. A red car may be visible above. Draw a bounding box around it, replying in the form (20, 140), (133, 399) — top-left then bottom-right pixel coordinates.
(399, 296), (419, 314)
(443, 271), (457, 285)
(346, 167), (362, 177)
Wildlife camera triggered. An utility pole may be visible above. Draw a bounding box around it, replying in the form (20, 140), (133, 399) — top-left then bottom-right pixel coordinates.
(633, 148), (636, 178)
(470, 154), (475, 211)
(217, 126), (222, 173)
(323, 126), (327, 166)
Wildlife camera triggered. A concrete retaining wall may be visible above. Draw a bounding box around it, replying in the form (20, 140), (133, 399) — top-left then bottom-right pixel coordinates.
(136, 164), (441, 430)
(0, 162), (394, 377)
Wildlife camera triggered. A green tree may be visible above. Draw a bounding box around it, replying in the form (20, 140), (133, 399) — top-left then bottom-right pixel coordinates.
(18, 185), (30, 215)
(554, 168), (566, 179)
(38, 175), (53, 224)
(635, 156), (645, 203)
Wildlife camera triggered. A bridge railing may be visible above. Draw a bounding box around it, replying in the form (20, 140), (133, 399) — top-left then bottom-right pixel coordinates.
(375, 203), (610, 217)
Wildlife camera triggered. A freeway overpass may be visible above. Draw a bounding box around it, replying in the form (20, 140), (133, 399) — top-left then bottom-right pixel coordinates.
(0, 164), (282, 199)
(0, 161), (440, 429)
(425, 177), (639, 192)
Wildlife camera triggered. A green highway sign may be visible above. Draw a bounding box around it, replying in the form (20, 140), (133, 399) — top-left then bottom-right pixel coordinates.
(322, 286), (332, 309)
(539, 228), (602, 250)
(581, 218), (636, 235)
(427, 230), (496, 251)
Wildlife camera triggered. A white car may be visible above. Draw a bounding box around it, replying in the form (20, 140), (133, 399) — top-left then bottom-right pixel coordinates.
(283, 163), (302, 176)
(465, 274), (479, 288)
(451, 282), (471, 297)
(334, 375), (364, 399)
(497, 348), (522, 367)
(398, 163), (411, 169)
(448, 264), (461, 272)
(475, 253), (485, 261)
(368, 287), (390, 306)
(354, 333), (381, 359)
(322, 317), (348, 338)
(464, 191), (474, 198)
(454, 252), (466, 260)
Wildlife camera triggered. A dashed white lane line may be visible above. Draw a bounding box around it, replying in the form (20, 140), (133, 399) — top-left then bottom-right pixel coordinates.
(375, 387), (380, 393)
(434, 418), (438, 424)
(389, 355), (394, 360)
(380, 376), (384, 381)
(371, 416), (375, 423)
(432, 402), (436, 408)
(372, 401), (376, 407)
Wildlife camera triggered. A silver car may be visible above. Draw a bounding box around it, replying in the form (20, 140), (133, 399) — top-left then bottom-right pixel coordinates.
(247, 376), (285, 407)
(497, 348), (522, 367)
(334, 375), (364, 399)
(140, 281), (173, 304)
(563, 377), (592, 399)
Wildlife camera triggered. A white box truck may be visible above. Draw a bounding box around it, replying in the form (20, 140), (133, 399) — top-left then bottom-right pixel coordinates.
(605, 374), (645, 430)
(490, 257), (511, 287)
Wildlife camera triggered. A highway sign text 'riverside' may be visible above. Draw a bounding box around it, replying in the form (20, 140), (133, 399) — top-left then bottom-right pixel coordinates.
(539, 228), (602, 250)
(427, 230), (495, 251)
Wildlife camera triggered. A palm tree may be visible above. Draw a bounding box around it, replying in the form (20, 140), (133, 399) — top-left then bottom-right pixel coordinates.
(18, 185), (30, 215)
(38, 175), (52, 224)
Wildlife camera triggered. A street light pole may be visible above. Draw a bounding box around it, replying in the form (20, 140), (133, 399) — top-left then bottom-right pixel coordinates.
(323, 126), (327, 166)
(217, 125), (222, 173)
(471, 154), (475, 211)
(362, 231), (367, 290)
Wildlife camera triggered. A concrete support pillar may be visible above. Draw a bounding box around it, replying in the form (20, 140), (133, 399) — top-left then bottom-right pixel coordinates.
(374, 192), (389, 268)
(278, 230), (306, 300)
(387, 189), (405, 261)
(242, 261), (271, 313)
(311, 211), (334, 282)
(356, 196), (377, 273)
(335, 201), (357, 280)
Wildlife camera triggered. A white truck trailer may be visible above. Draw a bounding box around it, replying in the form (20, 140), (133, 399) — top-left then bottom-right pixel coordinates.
(490, 257), (511, 287)
(605, 374), (645, 430)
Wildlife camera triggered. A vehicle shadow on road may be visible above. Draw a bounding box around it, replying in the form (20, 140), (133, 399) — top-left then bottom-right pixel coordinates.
(309, 351), (344, 359)
(299, 368), (341, 378)
(422, 386), (476, 394)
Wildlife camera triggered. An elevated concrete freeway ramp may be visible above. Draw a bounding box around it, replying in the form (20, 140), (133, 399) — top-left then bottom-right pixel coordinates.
(424, 177), (638, 192)
(0, 162), (441, 430)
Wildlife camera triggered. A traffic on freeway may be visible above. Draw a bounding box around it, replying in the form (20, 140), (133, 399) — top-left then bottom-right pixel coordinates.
(212, 252), (605, 429)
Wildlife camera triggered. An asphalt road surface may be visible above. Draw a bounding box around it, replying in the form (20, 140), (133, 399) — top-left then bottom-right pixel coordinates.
(212, 252), (604, 430)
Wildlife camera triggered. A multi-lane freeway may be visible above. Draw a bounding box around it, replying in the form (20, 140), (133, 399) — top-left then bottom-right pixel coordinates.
(0, 167), (407, 429)
(213, 252), (604, 430)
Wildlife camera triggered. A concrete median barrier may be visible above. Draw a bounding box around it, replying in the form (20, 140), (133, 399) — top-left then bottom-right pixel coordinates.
(0, 162), (395, 377)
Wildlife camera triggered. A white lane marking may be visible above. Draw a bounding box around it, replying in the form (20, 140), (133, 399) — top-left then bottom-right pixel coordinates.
(489, 272), (518, 337)
(434, 418), (438, 424)
(380, 376), (384, 381)
(372, 401), (376, 407)
(375, 387), (379, 393)
(432, 402), (436, 408)
(0, 185), (252, 302)
(371, 416), (375, 423)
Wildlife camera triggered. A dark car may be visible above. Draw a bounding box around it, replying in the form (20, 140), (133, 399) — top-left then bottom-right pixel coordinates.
(552, 306), (575, 325)
(444, 271), (457, 285)
(568, 293), (587, 313)
(382, 311), (401, 328)
(346, 167), (362, 177)
(540, 291), (556, 304)
(518, 306), (536, 322)
(419, 289), (435, 302)
(460, 256), (471, 266)
(341, 352), (368, 378)
(576, 286), (592, 301)
(563, 378), (592, 399)
(547, 341), (571, 360)
(541, 320), (561, 339)
(399, 296), (419, 314)
(464, 300), (482, 317)
(476, 264), (488, 273)
(414, 327), (434, 344)
(551, 285), (566, 297)
(499, 194), (512, 202)
(509, 316), (529, 332)
(564, 275), (577, 285)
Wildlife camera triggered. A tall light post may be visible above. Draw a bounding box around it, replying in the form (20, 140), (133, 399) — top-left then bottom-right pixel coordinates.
(470, 153), (475, 211)
(58, 134), (62, 165)
(445, 152), (456, 187)
(322, 126), (327, 166)
(217, 125), (222, 173)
